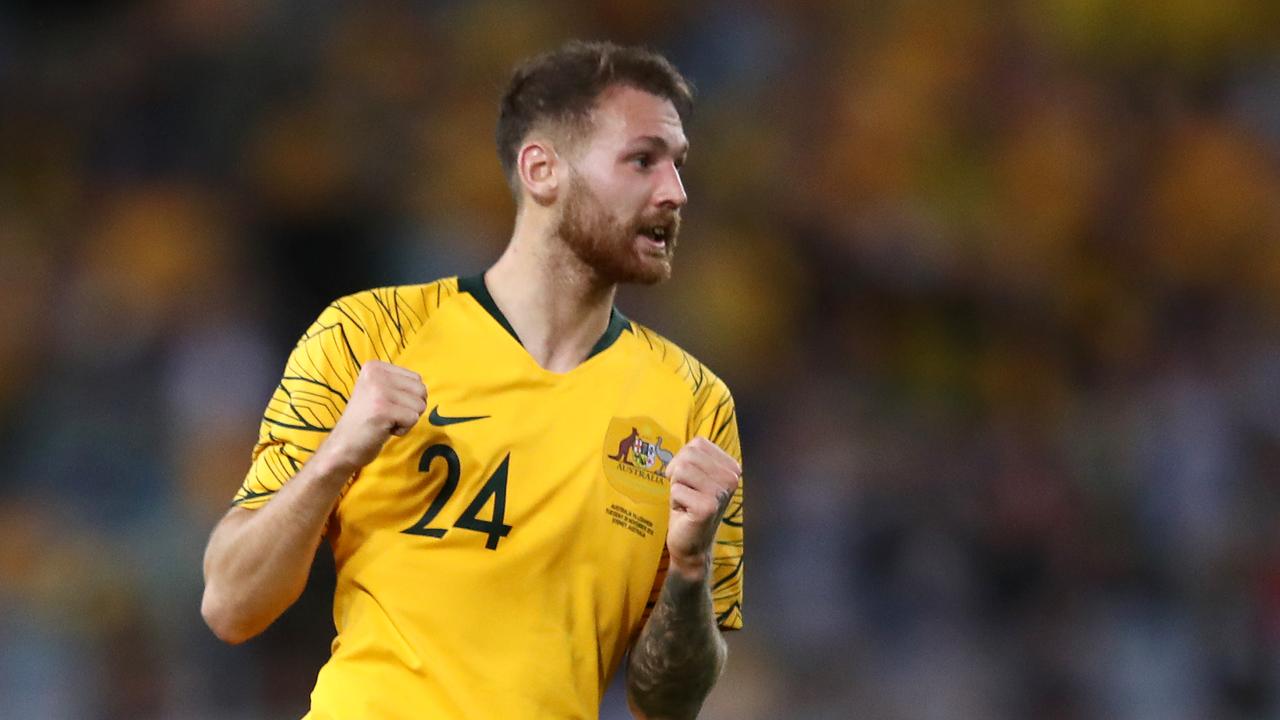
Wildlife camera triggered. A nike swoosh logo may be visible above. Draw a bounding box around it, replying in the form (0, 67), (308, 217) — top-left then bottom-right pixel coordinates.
(428, 407), (490, 426)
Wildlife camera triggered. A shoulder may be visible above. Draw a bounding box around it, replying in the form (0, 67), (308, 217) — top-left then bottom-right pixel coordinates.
(324, 278), (462, 326)
(627, 320), (735, 410)
(302, 278), (463, 362)
(627, 321), (740, 451)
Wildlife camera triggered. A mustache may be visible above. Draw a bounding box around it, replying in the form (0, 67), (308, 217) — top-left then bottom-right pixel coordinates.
(634, 212), (681, 236)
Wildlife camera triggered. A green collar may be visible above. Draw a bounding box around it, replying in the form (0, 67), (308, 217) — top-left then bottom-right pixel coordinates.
(457, 274), (631, 359)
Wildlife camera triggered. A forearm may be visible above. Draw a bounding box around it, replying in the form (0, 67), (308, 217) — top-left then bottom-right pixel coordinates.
(626, 565), (727, 720)
(201, 445), (353, 643)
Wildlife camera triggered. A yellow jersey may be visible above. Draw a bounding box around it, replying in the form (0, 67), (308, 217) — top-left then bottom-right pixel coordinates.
(233, 275), (744, 719)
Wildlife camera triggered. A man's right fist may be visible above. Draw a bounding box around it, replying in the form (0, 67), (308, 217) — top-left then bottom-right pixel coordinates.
(322, 360), (427, 473)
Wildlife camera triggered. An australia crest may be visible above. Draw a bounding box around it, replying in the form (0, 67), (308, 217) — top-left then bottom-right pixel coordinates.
(602, 417), (683, 503)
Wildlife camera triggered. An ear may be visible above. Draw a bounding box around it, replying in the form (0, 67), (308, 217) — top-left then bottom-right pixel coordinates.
(517, 140), (561, 206)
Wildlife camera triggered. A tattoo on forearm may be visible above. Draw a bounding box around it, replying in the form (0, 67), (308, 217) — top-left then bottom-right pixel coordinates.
(627, 573), (725, 719)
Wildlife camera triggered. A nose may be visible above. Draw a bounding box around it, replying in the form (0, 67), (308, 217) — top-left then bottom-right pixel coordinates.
(654, 161), (687, 210)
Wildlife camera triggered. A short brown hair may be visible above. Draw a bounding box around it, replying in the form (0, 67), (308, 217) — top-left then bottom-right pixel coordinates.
(496, 40), (694, 190)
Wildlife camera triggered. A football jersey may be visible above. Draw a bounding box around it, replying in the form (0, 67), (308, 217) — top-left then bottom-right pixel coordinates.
(233, 275), (744, 719)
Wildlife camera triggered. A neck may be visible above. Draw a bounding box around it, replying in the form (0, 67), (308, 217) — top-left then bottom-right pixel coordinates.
(484, 218), (617, 373)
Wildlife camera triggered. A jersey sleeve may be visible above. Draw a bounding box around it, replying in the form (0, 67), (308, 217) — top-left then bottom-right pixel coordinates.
(233, 284), (445, 508)
(695, 380), (744, 630)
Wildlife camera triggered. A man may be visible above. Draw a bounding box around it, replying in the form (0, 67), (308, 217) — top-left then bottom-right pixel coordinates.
(201, 40), (744, 720)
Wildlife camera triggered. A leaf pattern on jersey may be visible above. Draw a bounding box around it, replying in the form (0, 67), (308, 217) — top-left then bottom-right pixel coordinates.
(232, 281), (455, 507)
(632, 322), (746, 630)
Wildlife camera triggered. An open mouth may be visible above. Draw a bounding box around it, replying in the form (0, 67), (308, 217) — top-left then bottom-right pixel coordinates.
(637, 224), (672, 252)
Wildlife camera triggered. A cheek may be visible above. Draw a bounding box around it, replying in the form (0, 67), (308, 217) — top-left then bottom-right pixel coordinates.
(612, 186), (654, 222)
(592, 188), (644, 227)
(585, 169), (650, 210)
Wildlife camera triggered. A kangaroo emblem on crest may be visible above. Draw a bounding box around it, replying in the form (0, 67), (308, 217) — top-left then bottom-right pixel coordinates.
(609, 427), (641, 462)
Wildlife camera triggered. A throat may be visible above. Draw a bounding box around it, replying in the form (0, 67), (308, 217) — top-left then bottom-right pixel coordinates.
(525, 339), (598, 374)
(510, 301), (619, 372)
(468, 267), (627, 372)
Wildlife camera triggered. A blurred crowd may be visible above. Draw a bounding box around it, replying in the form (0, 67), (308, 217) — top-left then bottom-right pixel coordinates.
(3, 1), (1280, 718)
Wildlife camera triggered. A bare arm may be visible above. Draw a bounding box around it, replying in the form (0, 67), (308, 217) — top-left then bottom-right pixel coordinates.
(200, 445), (354, 644)
(626, 562), (727, 719)
(626, 438), (740, 719)
(200, 360), (426, 644)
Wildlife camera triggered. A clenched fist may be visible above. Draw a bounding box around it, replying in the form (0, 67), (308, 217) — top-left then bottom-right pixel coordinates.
(322, 360), (427, 474)
(663, 437), (741, 583)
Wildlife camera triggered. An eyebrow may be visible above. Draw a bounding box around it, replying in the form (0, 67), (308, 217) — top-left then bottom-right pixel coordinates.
(631, 135), (689, 158)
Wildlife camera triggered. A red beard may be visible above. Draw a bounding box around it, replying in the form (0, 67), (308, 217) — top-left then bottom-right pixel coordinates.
(556, 175), (680, 286)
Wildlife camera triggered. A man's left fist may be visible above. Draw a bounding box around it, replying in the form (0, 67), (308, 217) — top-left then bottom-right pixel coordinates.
(663, 437), (741, 583)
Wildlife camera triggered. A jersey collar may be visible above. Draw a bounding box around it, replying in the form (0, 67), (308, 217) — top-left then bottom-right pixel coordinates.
(457, 274), (631, 360)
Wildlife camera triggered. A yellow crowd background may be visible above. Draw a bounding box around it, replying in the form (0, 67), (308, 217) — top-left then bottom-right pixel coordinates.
(2, 1), (1279, 717)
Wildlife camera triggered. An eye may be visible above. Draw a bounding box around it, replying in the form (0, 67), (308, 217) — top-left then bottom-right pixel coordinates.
(630, 153), (653, 170)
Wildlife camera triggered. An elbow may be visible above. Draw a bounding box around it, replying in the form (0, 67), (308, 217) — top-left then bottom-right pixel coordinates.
(625, 632), (730, 720)
(201, 586), (260, 645)
(714, 631), (729, 677)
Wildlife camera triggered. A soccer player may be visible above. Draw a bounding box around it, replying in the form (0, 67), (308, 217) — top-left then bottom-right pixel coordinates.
(200, 40), (744, 720)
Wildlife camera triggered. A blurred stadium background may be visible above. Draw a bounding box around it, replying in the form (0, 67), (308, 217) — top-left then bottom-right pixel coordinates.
(3, 1), (1280, 718)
